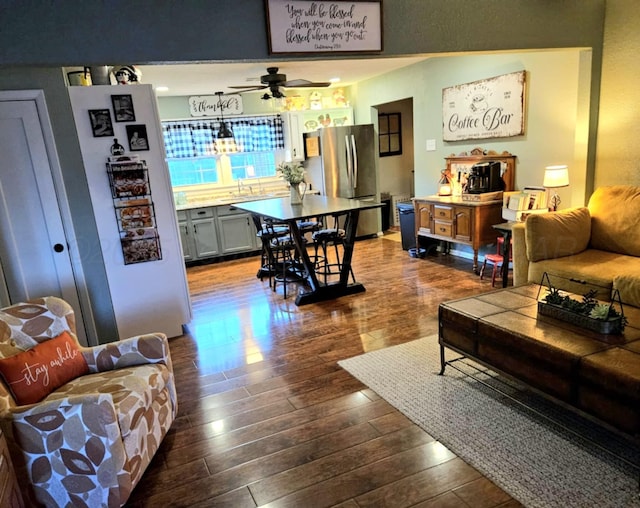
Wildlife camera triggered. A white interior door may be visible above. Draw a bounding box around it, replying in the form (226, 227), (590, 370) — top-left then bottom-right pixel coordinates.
(0, 98), (90, 344)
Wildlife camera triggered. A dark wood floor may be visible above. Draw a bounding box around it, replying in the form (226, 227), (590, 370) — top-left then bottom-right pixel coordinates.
(126, 232), (521, 508)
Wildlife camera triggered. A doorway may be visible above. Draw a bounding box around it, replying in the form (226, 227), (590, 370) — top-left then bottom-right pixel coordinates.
(375, 98), (415, 231)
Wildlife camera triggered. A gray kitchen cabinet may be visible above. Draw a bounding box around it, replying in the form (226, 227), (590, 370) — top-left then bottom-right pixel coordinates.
(176, 210), (194, 262)
(217, 206), (258, 254)
(191, 207), (220, 258)
(178, 207), (220, 261)
(178, 205), (259, 263)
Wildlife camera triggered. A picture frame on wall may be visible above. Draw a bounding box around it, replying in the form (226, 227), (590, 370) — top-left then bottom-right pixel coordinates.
(126, 124), (149, 151)
(88, 109), (114, 137)
(111, 94), (136, 122)
(266, 0), (382, 54)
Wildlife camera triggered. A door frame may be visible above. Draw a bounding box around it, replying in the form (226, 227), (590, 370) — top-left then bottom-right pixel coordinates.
(0, 89), (98, 345)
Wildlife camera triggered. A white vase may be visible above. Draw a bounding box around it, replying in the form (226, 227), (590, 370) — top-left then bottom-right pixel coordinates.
(289, 183), (303, 205)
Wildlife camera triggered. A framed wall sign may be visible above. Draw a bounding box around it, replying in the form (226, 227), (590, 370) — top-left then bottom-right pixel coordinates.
(266, 0), (382, 54)
(442, 71), (526, 142)
(188, 95), (243, 117)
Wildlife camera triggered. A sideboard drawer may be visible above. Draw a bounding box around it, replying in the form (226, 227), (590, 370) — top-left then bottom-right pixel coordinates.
(433, 221), (453, 238)
(434, 205), (454, 220)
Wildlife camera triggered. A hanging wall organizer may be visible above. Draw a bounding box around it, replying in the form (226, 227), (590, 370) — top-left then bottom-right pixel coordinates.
(106, 156), (162, 264)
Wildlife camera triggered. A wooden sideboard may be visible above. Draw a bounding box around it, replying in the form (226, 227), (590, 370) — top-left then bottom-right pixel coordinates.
(414, 149), (516, 272)
(414, 196), (503, 272)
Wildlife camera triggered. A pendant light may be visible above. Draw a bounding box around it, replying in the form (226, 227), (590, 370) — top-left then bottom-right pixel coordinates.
(214, 91), (237, 154)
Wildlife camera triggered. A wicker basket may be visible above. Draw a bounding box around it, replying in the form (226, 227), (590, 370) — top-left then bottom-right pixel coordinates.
(537, 302), (623, 335)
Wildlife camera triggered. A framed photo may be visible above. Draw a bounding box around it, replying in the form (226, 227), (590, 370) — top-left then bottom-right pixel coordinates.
(111, 94), (136, 122)
(88, 109), (114, 137)
(126, 124), (149, 151)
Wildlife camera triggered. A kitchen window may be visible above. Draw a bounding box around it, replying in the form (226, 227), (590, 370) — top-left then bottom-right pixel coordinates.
(162, 115), (284, 187)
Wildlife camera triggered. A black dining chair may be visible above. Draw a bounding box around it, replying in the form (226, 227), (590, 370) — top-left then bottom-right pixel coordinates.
(252, 215), (289, 284)
(311, 214), (355, 285)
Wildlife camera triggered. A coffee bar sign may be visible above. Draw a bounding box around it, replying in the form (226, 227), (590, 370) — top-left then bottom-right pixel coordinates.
(189, 95), (243, 117)
(266, 0), (382, 54)
(442, 71), (526, 142)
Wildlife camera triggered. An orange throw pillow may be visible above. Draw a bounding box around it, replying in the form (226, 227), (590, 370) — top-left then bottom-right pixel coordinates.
(0, 331), (89, 405)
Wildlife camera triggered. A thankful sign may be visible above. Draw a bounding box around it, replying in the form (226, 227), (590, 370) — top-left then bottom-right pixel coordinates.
(267, 0), (382, 53)
(189, 95), (243, 118)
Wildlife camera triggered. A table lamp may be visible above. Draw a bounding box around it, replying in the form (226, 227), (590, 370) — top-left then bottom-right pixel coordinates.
(437, 169), (452, 196)
(543, 165), (569, 211)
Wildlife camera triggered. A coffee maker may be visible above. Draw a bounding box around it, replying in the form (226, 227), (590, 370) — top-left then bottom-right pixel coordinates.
(467, 161), (503, 194)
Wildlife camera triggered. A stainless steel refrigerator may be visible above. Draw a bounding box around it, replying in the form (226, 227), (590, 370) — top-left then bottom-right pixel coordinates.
(303, 124), (380, 237)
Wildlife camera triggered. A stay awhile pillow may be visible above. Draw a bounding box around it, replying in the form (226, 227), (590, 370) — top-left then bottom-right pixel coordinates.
(0, 331), (89, 405)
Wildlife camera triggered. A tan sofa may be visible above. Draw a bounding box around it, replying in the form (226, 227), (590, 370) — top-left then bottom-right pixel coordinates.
(513, 185), (640, 307)
(0, 297), (177, 507)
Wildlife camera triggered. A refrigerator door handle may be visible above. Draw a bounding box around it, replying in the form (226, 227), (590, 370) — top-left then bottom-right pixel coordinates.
(351, 134), (358, 189)
(345, 134), (353, 187)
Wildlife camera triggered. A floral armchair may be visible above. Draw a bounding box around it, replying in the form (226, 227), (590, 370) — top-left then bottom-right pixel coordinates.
(0, 297), (177, 507)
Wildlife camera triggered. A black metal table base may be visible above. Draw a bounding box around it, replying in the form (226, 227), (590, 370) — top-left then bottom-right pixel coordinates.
(295, 282), (365, 305)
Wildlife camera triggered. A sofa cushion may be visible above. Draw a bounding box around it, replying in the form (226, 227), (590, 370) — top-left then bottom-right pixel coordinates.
(45, 363), (170, 438)
(589, 185), (640, 256)
(613, 274), (640, 308)
(0, 331), (89, 405)
(528, 249), (640, 300)
(525, 207), (591, 262)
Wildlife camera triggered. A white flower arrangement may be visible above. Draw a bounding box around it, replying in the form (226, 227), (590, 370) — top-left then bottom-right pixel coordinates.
(277, 161), (305, 185)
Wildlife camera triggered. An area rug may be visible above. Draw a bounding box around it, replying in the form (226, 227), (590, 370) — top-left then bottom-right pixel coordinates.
(338, 335), (640, 508)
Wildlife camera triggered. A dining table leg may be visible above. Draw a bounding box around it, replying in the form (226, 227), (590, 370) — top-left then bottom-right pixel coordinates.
(294, 209), (366, 306)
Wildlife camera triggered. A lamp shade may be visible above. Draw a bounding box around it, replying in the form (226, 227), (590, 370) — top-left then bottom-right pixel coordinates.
(543, 165), (569, 188)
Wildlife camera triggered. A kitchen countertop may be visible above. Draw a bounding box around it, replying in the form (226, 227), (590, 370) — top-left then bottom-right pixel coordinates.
(176, 190), (320, 211)
(414, 194), (503, 206)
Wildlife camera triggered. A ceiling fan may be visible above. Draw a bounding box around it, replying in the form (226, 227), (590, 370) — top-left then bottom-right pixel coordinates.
(229, 67), (331, 100)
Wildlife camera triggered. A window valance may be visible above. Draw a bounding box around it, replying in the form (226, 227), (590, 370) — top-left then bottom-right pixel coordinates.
(162, 115), (284, 158)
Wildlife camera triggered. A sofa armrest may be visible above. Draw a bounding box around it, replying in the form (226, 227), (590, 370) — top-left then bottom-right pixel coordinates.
(511, 223), (528, 286)
(81, 332), (172, 374)
(525, 207), (591, 262)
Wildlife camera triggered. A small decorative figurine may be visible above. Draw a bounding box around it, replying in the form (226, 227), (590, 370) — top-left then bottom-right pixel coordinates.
(110, 138), (125, 156)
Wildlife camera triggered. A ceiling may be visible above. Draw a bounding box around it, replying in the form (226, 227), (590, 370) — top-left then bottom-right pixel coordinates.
(136, 56), (429, 97)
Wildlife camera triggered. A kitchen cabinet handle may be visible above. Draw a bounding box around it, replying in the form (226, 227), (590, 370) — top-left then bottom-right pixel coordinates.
(196, 210), (206, 215)
(53, 243), (65, 253)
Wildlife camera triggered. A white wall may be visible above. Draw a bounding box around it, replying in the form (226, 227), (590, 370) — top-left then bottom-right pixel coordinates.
(353, 49), (591, 208)
(595, 0), (640, 187)
(68, 85), (191, 339)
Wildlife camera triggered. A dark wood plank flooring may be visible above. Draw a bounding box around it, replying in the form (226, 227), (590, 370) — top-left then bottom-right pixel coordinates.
(126, 232), (521, 507)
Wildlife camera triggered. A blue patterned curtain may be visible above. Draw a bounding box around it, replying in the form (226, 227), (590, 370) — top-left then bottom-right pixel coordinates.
(162, 115), (284, 158)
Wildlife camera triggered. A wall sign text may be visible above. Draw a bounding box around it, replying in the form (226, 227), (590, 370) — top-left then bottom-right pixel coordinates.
(266, 0), (382, 54)
(442, 71), (526, 142)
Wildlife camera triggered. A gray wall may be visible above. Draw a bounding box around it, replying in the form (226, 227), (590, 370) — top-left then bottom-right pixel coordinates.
(0, 1), (607, 334)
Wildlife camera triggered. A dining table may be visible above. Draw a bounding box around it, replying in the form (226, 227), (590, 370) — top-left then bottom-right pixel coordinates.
(232, 194), (383, 306)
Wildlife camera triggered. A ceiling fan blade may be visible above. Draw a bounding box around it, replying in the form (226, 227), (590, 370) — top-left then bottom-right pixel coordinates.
(228, 85), (267, 91)
(284, 79), (331, 88)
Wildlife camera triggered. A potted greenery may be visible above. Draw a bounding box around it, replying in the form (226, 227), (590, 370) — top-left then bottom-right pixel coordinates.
(539, 286), (627, 334)
(277, 162), (307, 204)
